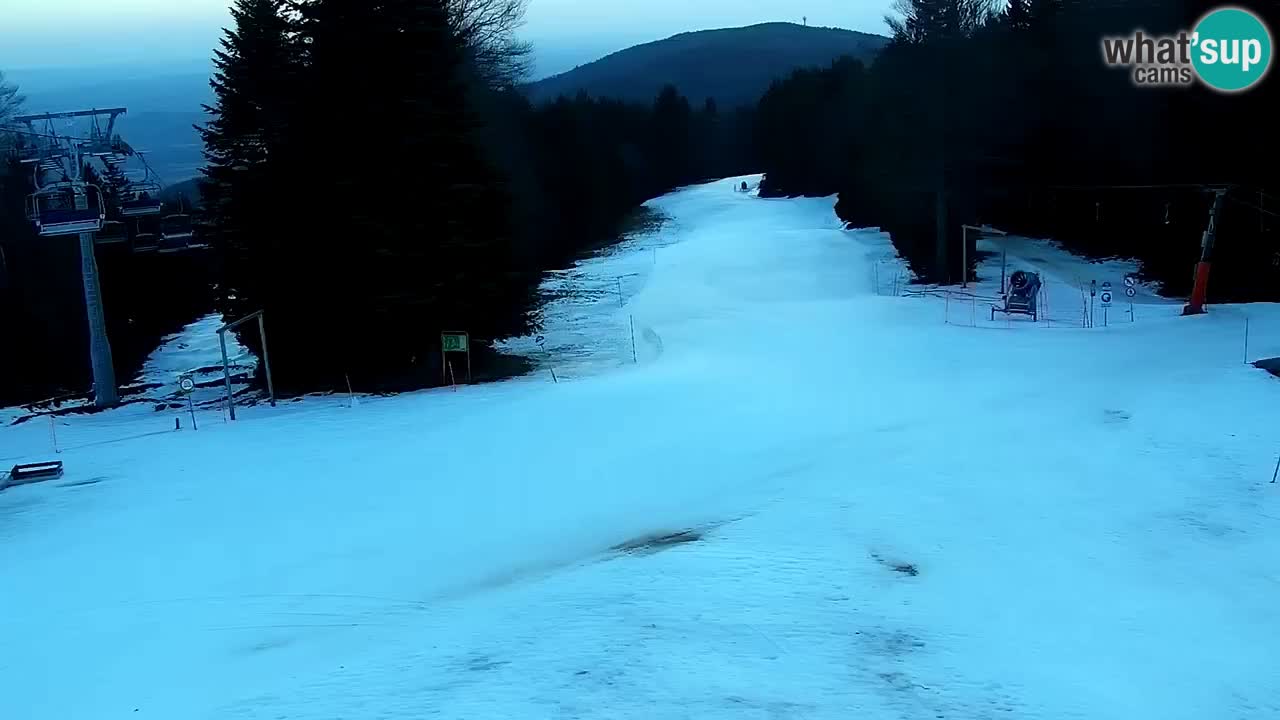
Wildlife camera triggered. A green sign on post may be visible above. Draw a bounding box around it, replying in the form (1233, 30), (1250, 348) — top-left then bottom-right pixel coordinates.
(441, 331), (472, 386)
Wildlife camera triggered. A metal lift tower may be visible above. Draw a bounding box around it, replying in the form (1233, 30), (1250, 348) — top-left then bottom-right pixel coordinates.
(15, 108), (128, 408)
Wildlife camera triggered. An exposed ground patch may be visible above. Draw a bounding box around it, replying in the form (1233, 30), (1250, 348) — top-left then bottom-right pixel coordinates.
(613, 529), (703, 556)
(1253, 357), (1280, 379)
(870, 550), (920, 577)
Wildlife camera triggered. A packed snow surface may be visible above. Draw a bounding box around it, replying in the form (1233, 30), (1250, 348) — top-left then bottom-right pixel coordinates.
(3, 176), (1280, 719)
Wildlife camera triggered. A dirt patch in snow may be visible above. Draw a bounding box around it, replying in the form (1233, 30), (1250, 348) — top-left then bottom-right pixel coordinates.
(613, 529), (703, 556)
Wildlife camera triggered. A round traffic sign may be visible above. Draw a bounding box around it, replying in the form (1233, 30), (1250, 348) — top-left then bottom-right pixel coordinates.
(179, 376), (195, 393)
(1123, 275), (1137, 288)
(1100, 291), (1113, 304)
(1125, 287), (1137, 298)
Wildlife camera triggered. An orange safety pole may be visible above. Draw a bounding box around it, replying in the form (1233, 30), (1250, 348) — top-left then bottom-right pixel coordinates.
(1184, 189), (1227, 316)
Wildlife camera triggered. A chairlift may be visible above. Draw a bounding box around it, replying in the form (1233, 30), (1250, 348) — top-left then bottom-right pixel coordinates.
(120, 181), (163, 217)
(158, 214), (195, 253)
(26, 182), (106, 237)
(84, 134), (127, 159)
(132, 232), (159, 253)
(97, 220), (129, 245)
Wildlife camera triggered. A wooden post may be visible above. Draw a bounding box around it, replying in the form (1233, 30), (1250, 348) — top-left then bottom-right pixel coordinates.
(257, 313), (276, 407)
(935, 189), (949, 284)
(218, 330), (236, 421)
(630, 315), (638, 363)
(1244, 317), (1250, 364)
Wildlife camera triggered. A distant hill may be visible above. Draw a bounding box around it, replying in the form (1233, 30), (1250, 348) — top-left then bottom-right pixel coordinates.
(524, 23), (889, 108)
(160, 178), (202, 208)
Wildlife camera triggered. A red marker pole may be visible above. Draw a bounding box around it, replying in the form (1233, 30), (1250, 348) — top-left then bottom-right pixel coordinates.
(1185, 189), (1227, 316)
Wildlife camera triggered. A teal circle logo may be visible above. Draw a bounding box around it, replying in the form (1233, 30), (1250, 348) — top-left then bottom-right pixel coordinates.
(1192, 7), (1272, 92)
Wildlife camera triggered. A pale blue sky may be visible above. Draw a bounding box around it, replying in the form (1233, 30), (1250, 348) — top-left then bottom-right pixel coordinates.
(0, 0), (895, 74)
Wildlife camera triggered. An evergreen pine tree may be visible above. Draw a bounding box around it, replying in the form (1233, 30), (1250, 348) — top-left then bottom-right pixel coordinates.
(197, 0), (299, 322)
(251, 0), (535, 390)
(98, 162), (131, 220)
(650, 85), (693, 190)
(1004, 0), (1032, 30)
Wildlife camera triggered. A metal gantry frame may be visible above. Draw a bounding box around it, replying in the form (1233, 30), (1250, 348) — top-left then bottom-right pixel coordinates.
(217, 311), (277, 420)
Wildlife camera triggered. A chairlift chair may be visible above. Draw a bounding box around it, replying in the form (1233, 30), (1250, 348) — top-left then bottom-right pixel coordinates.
(97, 220), (129, 245)
(84, 135), (127, 159)
(158, 214), (194, 253)
(132, 232), (159, 253)
(120, 182), (164, 217)
(26, 183), (106, 237)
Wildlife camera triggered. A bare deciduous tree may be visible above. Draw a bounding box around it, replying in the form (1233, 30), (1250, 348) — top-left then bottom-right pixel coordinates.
(0, 70), (25, 152)
(448, 0), (534, 87)
(886, 0), (995, 45)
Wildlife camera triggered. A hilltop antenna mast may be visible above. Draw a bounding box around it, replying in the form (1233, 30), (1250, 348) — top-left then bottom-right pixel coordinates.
(14, 107), (129, 408)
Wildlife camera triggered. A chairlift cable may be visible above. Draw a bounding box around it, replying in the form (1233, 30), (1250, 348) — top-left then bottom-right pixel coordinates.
(1225, 194), (1280, 220)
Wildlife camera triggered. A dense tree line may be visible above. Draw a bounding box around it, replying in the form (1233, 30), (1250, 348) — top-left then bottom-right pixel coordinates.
(200, 0), (754, 395)
(757, 0), (1279, 300)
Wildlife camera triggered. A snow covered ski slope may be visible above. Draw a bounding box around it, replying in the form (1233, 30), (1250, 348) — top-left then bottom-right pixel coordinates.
(3, 176), (1280, 719)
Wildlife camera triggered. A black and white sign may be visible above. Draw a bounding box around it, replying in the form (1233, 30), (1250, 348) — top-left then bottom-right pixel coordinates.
(1123, 274), (1137, 288)
(1125, 287), (1137, 298)
(1100, 290), (1113, 307)
(178, 376), (195, 393)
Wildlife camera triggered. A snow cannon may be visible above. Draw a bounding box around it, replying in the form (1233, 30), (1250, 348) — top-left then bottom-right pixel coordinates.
(992, 270), (1042, 322)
